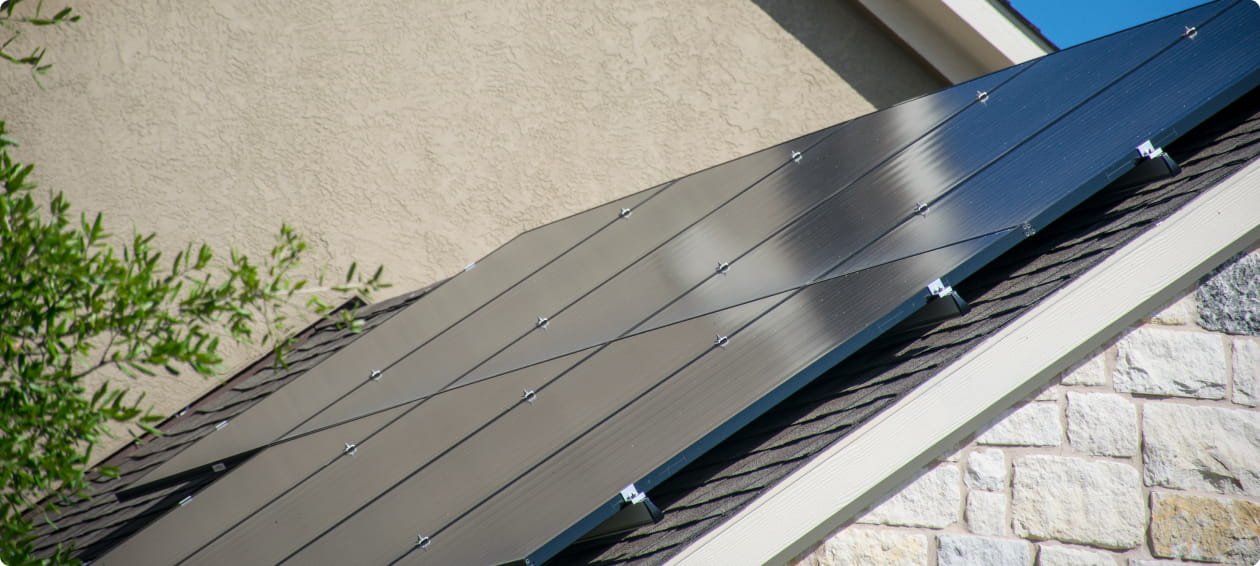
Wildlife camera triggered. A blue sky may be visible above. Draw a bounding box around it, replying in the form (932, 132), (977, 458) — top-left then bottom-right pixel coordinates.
(1009, 0), (1213, 47)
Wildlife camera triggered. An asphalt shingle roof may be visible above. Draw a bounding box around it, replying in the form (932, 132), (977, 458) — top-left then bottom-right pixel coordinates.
(27, 86), (1260, 566)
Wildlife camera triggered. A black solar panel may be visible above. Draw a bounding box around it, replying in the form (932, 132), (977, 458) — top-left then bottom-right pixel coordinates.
(100, 2), (1260, 564)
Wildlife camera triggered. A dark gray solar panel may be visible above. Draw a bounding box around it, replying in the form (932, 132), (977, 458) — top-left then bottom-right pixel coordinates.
(280, 233), (1009, 566)
(134, 184), (667, 487)
(290, 124), (841, 436)
(99, 2), (1260, 564)
(456, 63), (1029, 388)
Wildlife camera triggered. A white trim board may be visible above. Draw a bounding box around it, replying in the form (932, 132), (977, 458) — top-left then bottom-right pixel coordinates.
(665, 158), (1260, 566)
(856, 0), (1051, 83)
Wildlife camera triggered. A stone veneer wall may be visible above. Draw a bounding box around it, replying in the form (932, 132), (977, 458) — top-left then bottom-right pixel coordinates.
(790, 249), (1260, 566)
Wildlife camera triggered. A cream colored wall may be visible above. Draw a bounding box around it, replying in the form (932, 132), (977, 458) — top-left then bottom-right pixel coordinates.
(0, 0), (941, 444)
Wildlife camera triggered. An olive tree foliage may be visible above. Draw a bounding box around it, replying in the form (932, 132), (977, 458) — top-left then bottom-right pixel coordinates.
(0, 0), (77, 86)
(0, 5), (388, 564)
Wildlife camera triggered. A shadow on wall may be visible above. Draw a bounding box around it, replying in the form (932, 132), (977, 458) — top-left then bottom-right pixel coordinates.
(751, 0), (946, 109)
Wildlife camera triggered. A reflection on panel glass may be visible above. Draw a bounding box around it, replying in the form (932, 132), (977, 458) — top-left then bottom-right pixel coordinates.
(381, 232), (1009, 566)
(455, 63), (1029, 389)
(286, 126), (841, 438)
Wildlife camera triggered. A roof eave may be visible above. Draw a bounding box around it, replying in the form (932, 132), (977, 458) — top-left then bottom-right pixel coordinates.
(856, 0), (1055, 84)
(663, 156), (1260, 566)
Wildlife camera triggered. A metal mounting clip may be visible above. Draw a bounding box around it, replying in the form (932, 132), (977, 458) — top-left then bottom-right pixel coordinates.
(791, 150), (803, 164)
(620, 483), (648, 505)
(619, 207), (633, 220)
(1182, 25), (1197, 40)
(927, 278), (952, 298)
(1136, 140), (1164, 159)
(976, 90), (990, 104)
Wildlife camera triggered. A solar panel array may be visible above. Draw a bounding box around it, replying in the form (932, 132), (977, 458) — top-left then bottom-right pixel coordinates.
(100, 2), (1260, 564)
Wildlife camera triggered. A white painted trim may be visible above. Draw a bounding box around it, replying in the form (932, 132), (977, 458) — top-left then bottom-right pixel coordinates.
(857, 0), (1052, 83)
(665, 159), (1260, 566)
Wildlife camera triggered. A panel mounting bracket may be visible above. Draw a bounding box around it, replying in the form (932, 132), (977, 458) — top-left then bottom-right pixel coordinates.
(1115, 140), (1181, 190)
(569, 484), (665, 546)
(890, 278), (971, 335)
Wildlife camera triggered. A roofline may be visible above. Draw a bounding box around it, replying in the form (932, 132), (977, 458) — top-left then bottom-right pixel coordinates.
(664, 157), (1260, 566)
(855, 0), (1055, 84)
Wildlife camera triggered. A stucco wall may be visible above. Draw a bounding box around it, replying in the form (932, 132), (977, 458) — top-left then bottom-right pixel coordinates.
(789, 249), (1260, 566)
(0, 0), (942, 437)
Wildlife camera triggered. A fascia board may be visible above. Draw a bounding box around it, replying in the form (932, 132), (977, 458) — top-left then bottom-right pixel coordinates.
(664, 159), (1260, 566)
(857, 0), (1050, 83)
(940, 0), (1053, 61)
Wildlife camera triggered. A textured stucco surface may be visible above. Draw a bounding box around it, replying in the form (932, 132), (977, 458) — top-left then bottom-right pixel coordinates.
(0, 0), (941, 436)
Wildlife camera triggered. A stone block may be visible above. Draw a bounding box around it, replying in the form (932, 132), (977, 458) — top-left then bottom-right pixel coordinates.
(965, 448), (1007, 492)
(1066, 392), (1137, 457)
(977, 403), (1062, 447)
(1234, 338), (1260, 407)
(965, 490), (1007, 536)
(1035, 544), (1114, 566)
(1143, 403), (1260, 496)
(1150, 492), (1260, 564)
(1113, 327), (1226, 399)
(792, 528), (928, 566)
(1034, 385), (1061, 402)
(1062, 354), (1106, 386)
(857, 465), (960, 528)
(1011, 456), (1144, 549)
(938, 534), (1030, 566)
(1197, 250), (1260, 335)
(1148, 293), (1196, 326)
